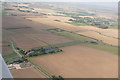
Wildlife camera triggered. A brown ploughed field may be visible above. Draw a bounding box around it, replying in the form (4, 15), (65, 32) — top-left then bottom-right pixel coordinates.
(3, 16), (72, 50)
(29, 33), (72, 45)
(10, 67), (45, 78)
(2, 47), (13, 55)
(27, 17), (118, 46)
(12, 34), (47, 50)
(30, 45), (118, 78)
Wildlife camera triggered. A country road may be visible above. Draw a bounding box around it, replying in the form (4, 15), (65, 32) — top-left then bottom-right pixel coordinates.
(10, 41), (22, 57)
(32, 62), (51, 78)
(10, 41), (51, 78)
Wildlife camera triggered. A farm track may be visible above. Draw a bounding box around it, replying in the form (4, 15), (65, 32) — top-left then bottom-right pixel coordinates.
(10, 41), (22, 58)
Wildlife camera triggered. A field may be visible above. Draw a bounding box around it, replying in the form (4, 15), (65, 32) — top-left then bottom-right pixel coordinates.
(11, 34), (47, 50)
(2, 2), (118, 78)
(44, 16), (74, 23)
(4, 10), (43, 16)
(33, 8), (65, 16)
(2, 47), (13, 55)
(26, 17), (118, 46)
(3, 16), (72, 50)
(3, 15), (117, 53)
(10, 67), (45, 78)
(2, 30), (14, 55)
(30, 45), (118, 78)
(3, 16), (49, 77)
(78, 31), (118, 45)
(2, 40), (13, 55)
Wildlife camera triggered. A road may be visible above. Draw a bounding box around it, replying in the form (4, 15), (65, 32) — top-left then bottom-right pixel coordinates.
(10, 41), (51, 78)
(32, 63), (51, 78)
(10, 41), (22, 57)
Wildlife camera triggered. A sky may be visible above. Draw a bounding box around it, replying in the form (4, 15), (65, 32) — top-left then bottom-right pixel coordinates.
(2, 0), (120, 2)
(44, 0), (119, 2)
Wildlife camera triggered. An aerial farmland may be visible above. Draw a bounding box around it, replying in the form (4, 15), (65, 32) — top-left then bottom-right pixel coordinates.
(2, 2), (118, 79)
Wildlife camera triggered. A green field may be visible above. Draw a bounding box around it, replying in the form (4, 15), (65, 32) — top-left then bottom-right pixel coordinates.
(47, 28), (118, 54)
(48, 29), (97, 42)
(66, 22), (89, 26)
(80, 43), (118, 54)
(57, 12), (96, 17)
(3, 53), (20, 63)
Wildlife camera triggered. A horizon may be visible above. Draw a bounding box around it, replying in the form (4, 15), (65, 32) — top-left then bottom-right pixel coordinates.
(2, 0), (119, 2)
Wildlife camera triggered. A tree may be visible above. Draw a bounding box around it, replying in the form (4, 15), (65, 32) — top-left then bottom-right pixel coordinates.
(58, 76), (64, 80)
(51, 75), (59, 80)
(51, 75), (64, 80)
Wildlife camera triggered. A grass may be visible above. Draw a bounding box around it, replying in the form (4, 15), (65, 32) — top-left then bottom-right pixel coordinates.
(48, 29), (118, 54)
(109, 25), (118, 29)
(58, 12), (96, 17)
(3, 53), (20, 63)
(2, 12), (11, 16)
(2, 35), (22, 63)
(27, 51), (64, 58)
(32, 41), (82, 52)
(67, 22), (88, 26)
(52, 41), (82, 48)
(33, 29), (99, 50)
(49, 29), (96, 42)
(81, 43), (118, 54)
(67, 22), (118, 29)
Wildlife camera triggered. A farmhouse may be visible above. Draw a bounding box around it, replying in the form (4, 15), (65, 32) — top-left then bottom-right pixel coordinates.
(8, 64), (21, 70)
(8, 62), (32, 70)
(44, 48), (60, 54)
(26, 51), (35, 55)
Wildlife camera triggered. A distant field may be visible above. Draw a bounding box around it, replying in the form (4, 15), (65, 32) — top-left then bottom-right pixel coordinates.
(48, 28), (118, 54)
(67, 22), (88, 26)
(4, 10), (43, 16)
(33, 8), (65, 16)
(46, 16), (74, 23)
(30, 45), (118, 78)
(78, 31), (118, 46)
(26, 17), (118, 46)
(29, 33), (72, 45)
(11, 33), (72, 50)
(76, 26), (118, 39)
(3, 16), (118, 53)
(3, 2), (118, 79)
(3, 16), (72, 50)
(11, 34), (47, 50)
(10, 67), (45, 78)
(76, 26), (118, 46)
